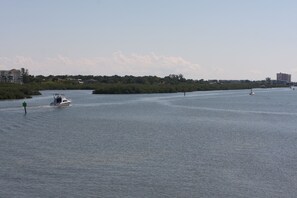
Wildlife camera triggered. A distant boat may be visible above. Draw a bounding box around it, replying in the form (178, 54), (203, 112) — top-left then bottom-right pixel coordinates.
(50, 94), (71, 107)
(249, 89), (255, 96)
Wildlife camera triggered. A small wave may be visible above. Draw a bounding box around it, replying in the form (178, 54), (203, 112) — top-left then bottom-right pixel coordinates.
(165, 103), (297, 116)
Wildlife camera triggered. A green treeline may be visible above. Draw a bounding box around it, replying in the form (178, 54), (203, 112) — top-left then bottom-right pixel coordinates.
(0, 83), (41, 100)
(0, 74), (289, 100)
(92, 82), (265, 94)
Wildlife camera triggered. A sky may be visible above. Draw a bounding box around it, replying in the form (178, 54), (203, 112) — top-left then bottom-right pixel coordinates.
(0, 0), (297, 80)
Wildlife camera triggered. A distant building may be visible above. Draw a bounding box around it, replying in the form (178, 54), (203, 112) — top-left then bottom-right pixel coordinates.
(208, 79), (218, 84)
(0, 69), (23, 84)
(277, 72), (291, 83)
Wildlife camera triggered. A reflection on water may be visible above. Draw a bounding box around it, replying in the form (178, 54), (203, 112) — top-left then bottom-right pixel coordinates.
(1, 88), (297, 197)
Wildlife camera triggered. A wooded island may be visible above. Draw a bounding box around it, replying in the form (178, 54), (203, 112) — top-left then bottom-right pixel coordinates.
(0, 72), (290, 100)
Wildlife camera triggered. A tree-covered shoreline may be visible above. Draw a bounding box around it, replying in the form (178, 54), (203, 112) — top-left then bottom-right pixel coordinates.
(0, 74), (290, 100)
(0, 83), (41, 100)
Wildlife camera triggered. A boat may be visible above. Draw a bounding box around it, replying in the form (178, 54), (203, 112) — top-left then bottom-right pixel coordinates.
(50, 94), (71, 106)
(249, 89), (255, 96)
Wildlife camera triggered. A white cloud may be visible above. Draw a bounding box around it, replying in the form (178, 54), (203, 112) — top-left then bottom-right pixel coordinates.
(110, 52), (201, 78)
(0, 52), (201, 79)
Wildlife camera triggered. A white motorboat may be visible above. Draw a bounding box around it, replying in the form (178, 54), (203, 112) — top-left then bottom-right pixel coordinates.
(50, 94), (71, 106)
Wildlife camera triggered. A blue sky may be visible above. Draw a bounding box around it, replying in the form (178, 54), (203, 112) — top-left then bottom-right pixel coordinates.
(1, 0), (297, 80)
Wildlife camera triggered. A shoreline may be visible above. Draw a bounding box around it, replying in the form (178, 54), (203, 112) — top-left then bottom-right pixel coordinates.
(0, 82), (289, 100)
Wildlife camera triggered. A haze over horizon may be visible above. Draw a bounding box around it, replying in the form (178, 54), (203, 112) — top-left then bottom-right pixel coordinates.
(1, 0), (296, 81)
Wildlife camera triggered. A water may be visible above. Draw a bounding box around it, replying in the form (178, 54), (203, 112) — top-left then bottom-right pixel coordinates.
(1, 88), (297, 197)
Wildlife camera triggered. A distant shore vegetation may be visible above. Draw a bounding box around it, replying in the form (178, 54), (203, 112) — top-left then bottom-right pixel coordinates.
(0, 83), (41, 100)
(0, 72), (291, 100)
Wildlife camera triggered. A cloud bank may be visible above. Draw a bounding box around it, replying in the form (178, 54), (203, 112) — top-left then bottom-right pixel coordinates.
(0, 52), (201, 79)
(2, 52), (284, 80)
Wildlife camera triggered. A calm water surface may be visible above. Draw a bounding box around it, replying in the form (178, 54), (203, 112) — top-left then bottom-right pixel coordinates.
(1, 88), (297, 197)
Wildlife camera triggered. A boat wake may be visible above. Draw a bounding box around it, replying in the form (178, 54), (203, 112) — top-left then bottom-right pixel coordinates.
(0, 105), (53, 113)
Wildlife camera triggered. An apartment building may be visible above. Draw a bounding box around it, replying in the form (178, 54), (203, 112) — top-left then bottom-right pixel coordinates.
(276, 72), (291, 83)
(0, 69), (23, 83)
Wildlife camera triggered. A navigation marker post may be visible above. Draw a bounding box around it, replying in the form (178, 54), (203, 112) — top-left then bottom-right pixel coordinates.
(22, 101), (27, 114)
